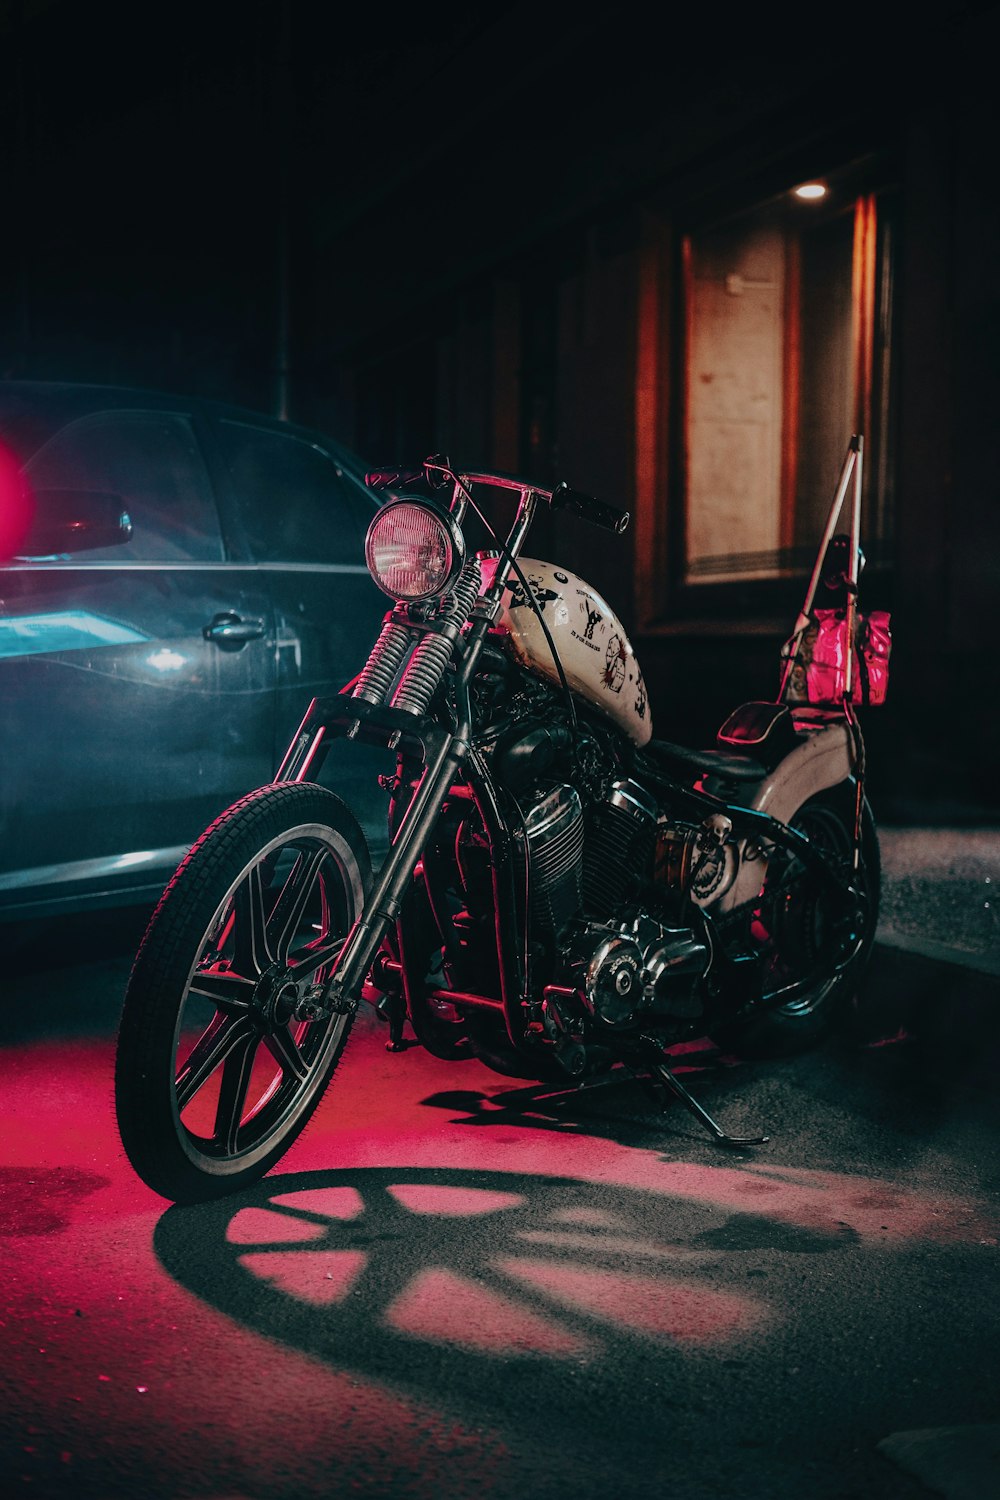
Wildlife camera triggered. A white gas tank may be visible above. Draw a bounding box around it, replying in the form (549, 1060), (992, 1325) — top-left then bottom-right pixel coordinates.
(480, 556), (652, 747)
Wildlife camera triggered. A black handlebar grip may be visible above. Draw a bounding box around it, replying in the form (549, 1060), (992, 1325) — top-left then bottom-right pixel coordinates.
(364, 466), (427, 492)
(550, 482), (630, 534)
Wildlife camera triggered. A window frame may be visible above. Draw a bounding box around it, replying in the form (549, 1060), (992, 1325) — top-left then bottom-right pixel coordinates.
(209, 415), (376, 570)
(19, 406), (226, 565)
(634, 153), (898, 637)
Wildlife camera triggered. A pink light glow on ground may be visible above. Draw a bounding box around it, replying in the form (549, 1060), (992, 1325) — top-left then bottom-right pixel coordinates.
(238, 1248), (368, 1304)
(386, 1184), (526, 1215)
(496, 1257), (767, 1342)
(386, 1267), (592, 1356)
(270, 1185), (366, 1218)
(227, 1206), (329, 1243)
(3, 1007), (998, 1498)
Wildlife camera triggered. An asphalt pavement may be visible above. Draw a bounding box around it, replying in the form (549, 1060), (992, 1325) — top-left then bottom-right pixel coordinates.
(878, 826), (998, 978)
(0, 817), (997, 1500)
(862, 821), (999, 1498)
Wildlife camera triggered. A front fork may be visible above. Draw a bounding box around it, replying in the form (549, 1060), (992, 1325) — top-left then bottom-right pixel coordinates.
(275, 610), (529, 1049)
(319, 718), (467, 1020)
(272, 675), (470, 1031)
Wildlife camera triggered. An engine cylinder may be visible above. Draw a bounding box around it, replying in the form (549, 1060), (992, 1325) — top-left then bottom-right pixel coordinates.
(582, 779), (657, 914)
(521, 783), (585, 936)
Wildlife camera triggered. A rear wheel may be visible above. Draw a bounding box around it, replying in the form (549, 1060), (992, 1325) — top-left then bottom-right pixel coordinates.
(711, 783), (880, 1058)
(115, 783), (371, 1203)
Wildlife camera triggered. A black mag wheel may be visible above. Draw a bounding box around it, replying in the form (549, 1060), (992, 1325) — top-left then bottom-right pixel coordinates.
(711, 783), (880, 1058)
(115, 783), (371, 1204)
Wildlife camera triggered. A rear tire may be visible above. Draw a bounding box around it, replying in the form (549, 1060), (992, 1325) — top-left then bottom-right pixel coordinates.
(115, 783), (371, 1203)
(710, 783), (880, 1058)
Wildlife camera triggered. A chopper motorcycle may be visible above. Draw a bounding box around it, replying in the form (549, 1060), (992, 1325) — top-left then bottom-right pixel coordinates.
(115, 439), (887, 1203)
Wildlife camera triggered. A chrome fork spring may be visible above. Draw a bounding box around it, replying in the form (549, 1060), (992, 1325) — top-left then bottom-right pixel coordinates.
(352, 619), (414, 705)
(391, 561), (482, 717)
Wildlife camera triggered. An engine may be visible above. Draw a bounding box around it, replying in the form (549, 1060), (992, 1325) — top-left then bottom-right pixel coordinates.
(521, 782), (586, 935)
(560, 912), (709, 1028)
(469, 667), (740, 1042)
(514, 773), (713, 1033)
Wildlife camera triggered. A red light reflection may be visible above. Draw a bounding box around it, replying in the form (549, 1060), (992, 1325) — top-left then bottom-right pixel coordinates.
(0, 443), (31, 559)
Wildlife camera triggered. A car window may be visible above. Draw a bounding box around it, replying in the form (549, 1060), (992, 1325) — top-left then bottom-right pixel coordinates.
(216, 420), (371, 566)
(25, 410), (223, 562)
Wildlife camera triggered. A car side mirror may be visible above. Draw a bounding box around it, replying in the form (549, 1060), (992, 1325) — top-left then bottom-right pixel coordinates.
(15, 489), (133, 558)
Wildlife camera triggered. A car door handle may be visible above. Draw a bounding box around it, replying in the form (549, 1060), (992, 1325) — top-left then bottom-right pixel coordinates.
(203, 612), (267, 649)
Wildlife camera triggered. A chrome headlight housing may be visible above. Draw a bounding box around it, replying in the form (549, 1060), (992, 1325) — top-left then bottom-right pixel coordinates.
(364, 497), (466, 601)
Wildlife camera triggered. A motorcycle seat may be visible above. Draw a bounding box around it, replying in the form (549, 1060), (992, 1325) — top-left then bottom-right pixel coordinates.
(647, 739), (765, 783)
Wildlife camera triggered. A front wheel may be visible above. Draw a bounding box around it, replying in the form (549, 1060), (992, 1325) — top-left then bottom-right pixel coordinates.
(710, 783), (880, 1058)
(115, 783), (371, 1203)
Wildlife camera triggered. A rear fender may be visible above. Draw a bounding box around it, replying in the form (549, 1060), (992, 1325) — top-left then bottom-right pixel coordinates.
(717, 721), (854, 913)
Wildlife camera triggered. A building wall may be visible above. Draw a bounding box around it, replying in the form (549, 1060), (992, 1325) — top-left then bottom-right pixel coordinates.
(329, 9), (1000, 813)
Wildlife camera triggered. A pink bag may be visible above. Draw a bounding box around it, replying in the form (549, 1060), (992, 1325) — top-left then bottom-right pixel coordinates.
(785, 608), (891, 706)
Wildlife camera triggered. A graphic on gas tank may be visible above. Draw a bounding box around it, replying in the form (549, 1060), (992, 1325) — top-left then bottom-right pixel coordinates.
(635, 671), (648, 720)
(508, 576), (560, 612)
(566, 594), (607, 654)
(492, 560), (652, 746)
(603, 633), (628, 693)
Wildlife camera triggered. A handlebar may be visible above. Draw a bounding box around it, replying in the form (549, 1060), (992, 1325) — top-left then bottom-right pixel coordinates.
(365, 461), (630, 535)
(364, 466), (428, 492)
(550, 481), (629, 535)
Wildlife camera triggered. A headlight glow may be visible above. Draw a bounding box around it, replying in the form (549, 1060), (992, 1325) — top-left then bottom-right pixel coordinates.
(365, 499), (465, 600)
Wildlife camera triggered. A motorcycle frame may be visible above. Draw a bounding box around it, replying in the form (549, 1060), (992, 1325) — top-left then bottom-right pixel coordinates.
(275, 476), (545, 1051)
(271, 467), (865, 1055)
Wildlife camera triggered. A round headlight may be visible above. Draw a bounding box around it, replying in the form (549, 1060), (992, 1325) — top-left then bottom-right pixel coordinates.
(365, 498), (466, 601)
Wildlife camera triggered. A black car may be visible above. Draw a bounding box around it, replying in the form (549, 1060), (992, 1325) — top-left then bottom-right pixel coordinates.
(0, 381), (390, 924)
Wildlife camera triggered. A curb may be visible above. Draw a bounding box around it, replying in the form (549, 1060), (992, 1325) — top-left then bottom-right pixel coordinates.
(875, 924), (1000, 980)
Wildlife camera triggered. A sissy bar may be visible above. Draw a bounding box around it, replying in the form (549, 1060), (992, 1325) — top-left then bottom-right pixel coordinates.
(778, 434), (864, 704)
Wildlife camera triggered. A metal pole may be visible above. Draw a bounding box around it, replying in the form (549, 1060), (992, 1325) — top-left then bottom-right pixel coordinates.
(842, 435), (864, 701)
(778, 436), (860, 701)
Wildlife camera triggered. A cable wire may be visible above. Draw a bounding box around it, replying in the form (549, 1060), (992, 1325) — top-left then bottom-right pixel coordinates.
(429, 461), (580, 739)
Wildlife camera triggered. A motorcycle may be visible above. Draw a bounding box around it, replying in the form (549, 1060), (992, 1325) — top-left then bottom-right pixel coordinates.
(115, 437), (887, 1203)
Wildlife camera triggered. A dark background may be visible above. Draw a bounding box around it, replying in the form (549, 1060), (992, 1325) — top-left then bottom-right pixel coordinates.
(3, 0), (1000, 817)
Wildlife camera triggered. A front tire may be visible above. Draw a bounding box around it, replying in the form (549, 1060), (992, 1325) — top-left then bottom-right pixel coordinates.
(711, 783), (880, 1058)
(115, 783), (371, 1203)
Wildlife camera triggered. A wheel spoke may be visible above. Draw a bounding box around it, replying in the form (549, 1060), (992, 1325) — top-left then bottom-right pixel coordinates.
(175, 1012), (255, 1111)
(214, 1033), (260, 1154)
(204, 908), (237, 961)
(115, 784), (371, 1200)
(233, 863), (274, 978)
(270, 847), (327, 964)
(262, 1024), (310, 1083)
(286, 934), (347, 982)
(188, 968), (254, 1012)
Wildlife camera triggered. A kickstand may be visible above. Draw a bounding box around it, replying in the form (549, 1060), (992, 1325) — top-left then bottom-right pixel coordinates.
(376, 989), (410, 1053)
(639, 1039), (770, 1148)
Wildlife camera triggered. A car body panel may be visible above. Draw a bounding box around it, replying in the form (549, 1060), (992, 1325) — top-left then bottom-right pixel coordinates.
(0, 381), (387, 920)
(0, 559), (276, 915)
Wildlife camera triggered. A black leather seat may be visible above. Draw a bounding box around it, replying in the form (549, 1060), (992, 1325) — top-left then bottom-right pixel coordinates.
(646, 739), (765, 783)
